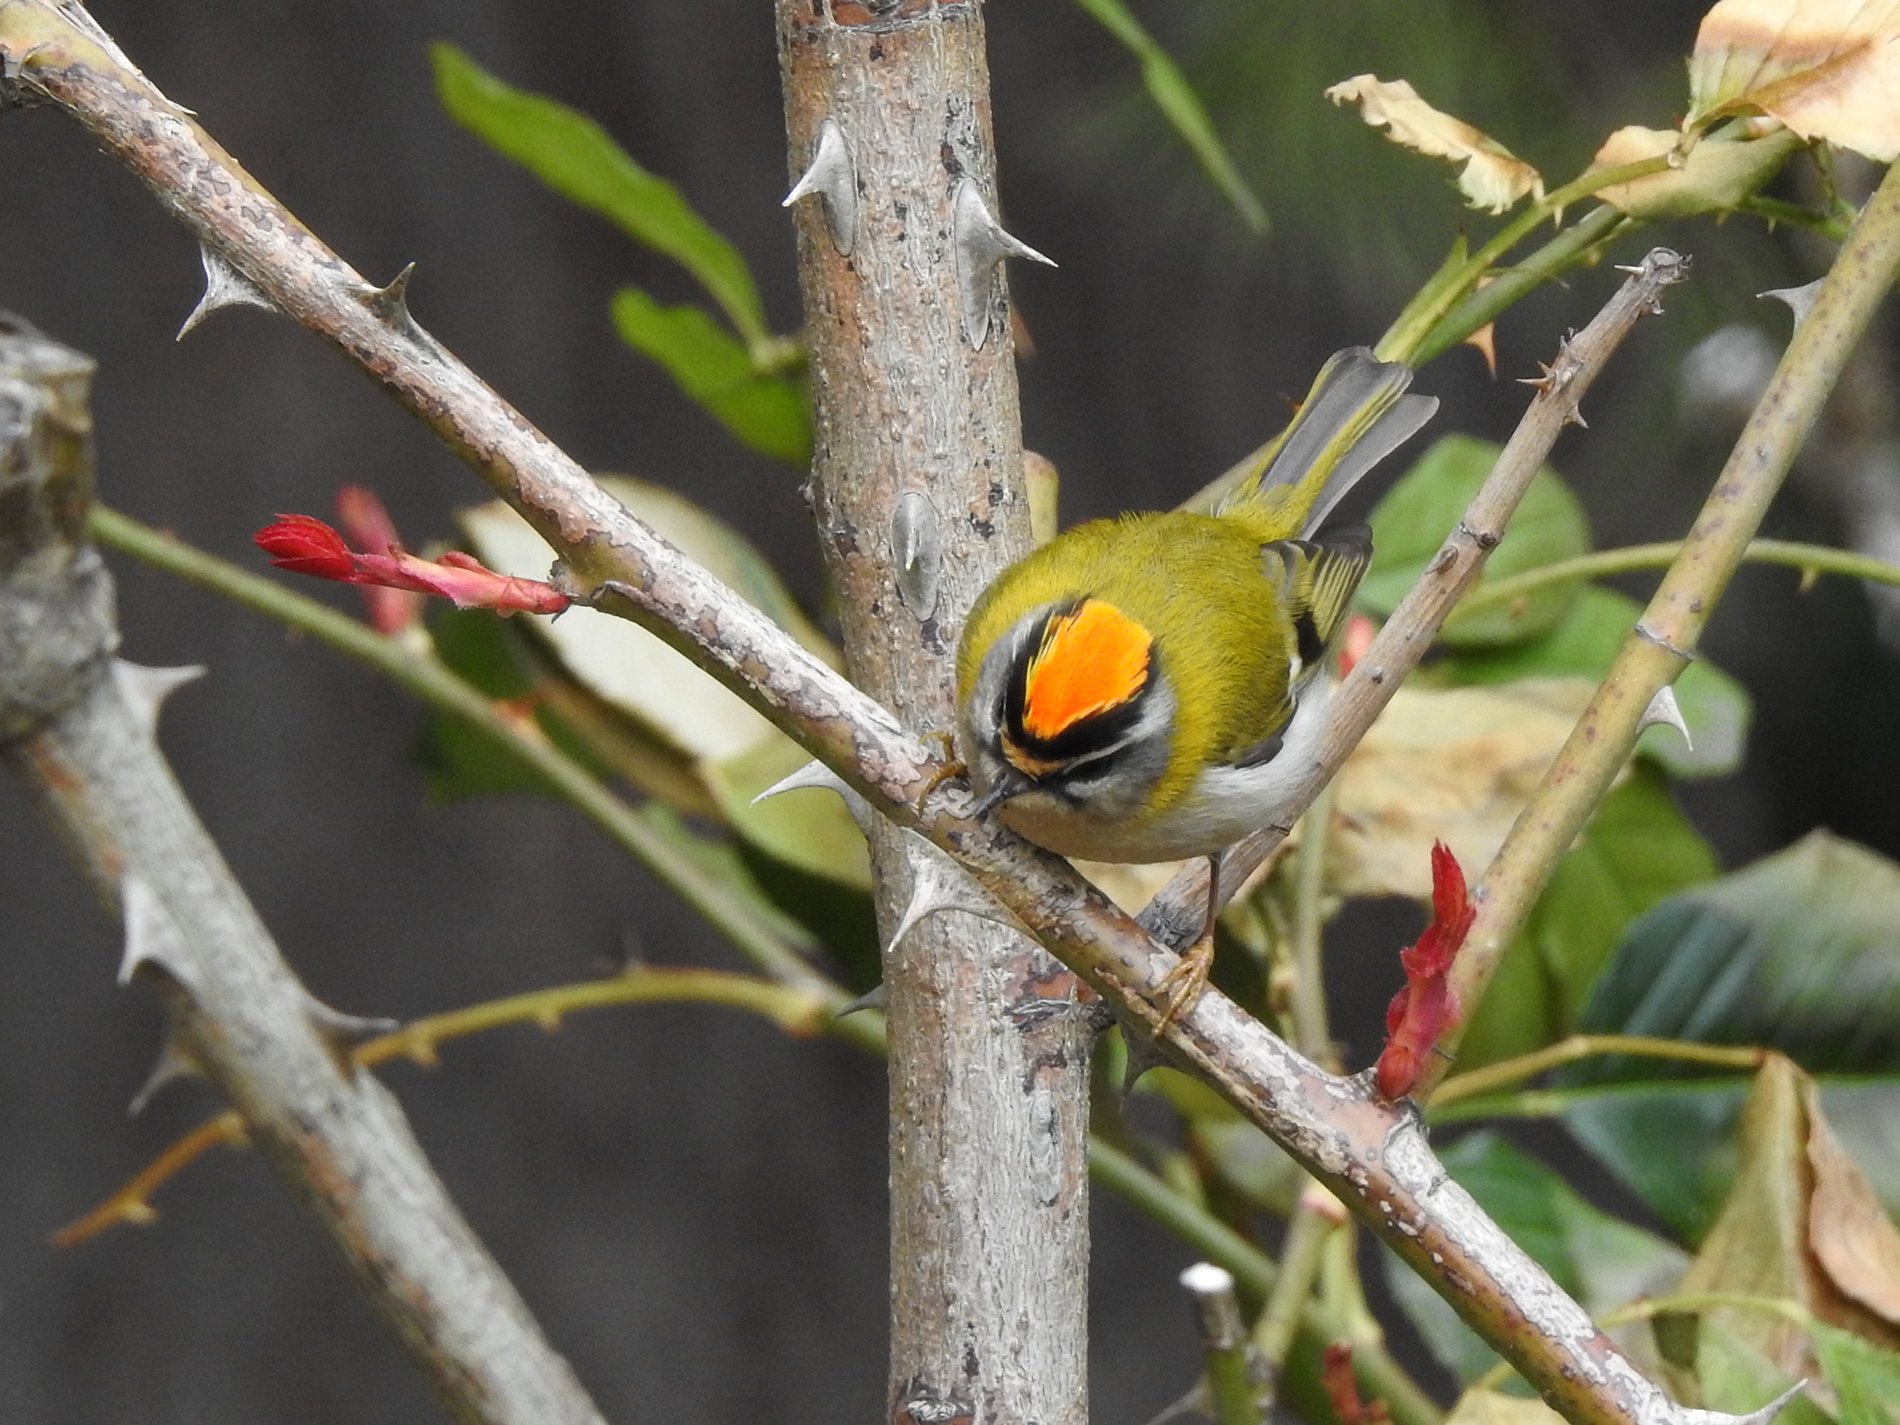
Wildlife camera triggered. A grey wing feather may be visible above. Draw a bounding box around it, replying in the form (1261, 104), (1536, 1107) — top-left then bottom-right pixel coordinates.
(1245, 346), (1439, 534)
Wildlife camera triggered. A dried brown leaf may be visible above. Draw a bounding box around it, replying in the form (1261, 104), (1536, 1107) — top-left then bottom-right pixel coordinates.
(1667, 1054), (1900, 1405)
(1809, 1100), (1900, 1331)
(1326, 75), (1544, 213)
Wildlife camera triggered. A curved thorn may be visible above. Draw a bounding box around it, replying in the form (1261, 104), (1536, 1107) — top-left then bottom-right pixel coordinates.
(118, 875), (194, 992)
(782, 118), (857, 256)
(951, 178), (1055, 349)
(836, 982), (887, 1018)
(1637, 684), (1692, 749)
(128, 1029), (200, 1116)
(890, 490), (943, 619)
(366, 262), (419, 328)
(1760, 277), (1825, 329)
(751, 756), (875, 832)
(884, 836), (1016, 957)
(1119, 1028), (1172, 1096)
(300, 989), (399, 1064)
(111, 659), (205, 733)
(1693, 1378), (1808, 1425)
(752, 756), (848, 802)
(177, 246), (274, 339)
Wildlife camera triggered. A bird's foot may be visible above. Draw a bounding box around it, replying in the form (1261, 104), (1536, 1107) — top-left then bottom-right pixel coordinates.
(1152, 934), (1214, 1035)
(914, 730), (968, 811)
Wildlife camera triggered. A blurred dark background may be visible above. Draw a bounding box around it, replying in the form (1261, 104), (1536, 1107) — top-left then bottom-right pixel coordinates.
(4, 2), (1898, 1422)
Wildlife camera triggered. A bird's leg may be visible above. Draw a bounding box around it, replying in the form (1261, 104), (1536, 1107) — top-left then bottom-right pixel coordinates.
(1153, 853), (1221, 1033)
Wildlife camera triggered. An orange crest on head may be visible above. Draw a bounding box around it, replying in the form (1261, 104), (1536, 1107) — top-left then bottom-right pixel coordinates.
(1020, 599), (1152, 743)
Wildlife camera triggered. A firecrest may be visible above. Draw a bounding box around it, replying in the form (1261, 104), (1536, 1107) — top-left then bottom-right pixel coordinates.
(953, 346), (1437, 1025)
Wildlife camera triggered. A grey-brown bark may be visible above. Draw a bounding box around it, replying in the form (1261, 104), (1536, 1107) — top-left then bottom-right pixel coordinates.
(776, 7), (1091, 1424)
(0, 319), (607, 1425)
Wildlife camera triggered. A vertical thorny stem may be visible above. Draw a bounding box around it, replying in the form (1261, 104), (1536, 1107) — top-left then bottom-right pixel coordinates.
(776, 5), (1092, 1425)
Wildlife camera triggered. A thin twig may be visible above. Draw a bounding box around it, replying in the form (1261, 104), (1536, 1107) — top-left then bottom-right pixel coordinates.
(1180, 1263), (1264, 1425)
(1288, 784), (1338, 1067)
(52, 1112), (248, 1247)
(1088, 1142), (1441, 1425)
(1252, 1184), (1348, 1415)
(1416, 159), (1900, 1104)
(89, 504), (849, 1004)
(1426, 1034), (1767, 1111)
(1447, 536), (1900, 624)
(56, 965), (866, 1247)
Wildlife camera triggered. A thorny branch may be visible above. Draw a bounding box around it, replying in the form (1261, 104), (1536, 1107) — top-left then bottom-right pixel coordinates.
(0, 4), (1832, 1421)
(0, 320), (608, 1425)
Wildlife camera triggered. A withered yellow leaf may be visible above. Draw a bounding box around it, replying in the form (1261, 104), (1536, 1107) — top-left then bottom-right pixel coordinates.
(1691, 0), (1900, 161)
(1669, 1054), (1900, 1393)
(1326, 680), (1596, 901)
(1588, 120), (1803, 217)
(1326, 75), (1544, 214)
(1808, 1097), (1900, 1332)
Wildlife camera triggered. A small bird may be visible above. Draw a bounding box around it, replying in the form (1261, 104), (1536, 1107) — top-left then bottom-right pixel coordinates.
(954, 347), (1437, 1027)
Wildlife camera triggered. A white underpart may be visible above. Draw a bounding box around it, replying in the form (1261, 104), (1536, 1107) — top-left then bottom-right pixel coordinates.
(999, 679), (1335, 864)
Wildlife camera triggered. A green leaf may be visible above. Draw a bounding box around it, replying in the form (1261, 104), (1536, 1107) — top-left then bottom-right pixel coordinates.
(417, 606), (580, 801)
(1146, 1068), (1304, 1214)
(1361, 435), (1591, 647)
(1814, 1322), (1900, 1425)
(1383, 1131), (1686, 1384)
(1550, 1080), (1754, 1246)
(1452, 767), (1718, 1071)
(633, 800), (832, 957)
(1669, 1324), (1829, 1425)
(432, 43), (768, 347)
(1573, 835), (1900, 1082)
(1557, 834), (1900, 1240)
(1443, 585), (1751, 776)
(417, 604), (717, 813)
(611, 289), (812, 464)
(1069, 0), (1267, 231)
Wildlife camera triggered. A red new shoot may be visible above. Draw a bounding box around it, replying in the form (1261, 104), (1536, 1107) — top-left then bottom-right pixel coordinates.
(1373, 840), (1475, 1101)
(255, 490), (568, 623)
(1321, 1342), (1391, 1425)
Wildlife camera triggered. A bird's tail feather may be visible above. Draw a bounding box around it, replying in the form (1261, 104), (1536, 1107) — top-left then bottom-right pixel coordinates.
(1218, 346), (1438, 535)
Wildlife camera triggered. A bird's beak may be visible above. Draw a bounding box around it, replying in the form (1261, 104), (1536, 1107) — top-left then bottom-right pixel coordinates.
(968, 767), (1032, 819)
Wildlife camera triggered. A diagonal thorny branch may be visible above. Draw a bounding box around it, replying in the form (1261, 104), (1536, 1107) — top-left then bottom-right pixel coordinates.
(0, 4), (1841, 1422)
(0, 319), (608, 1425)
